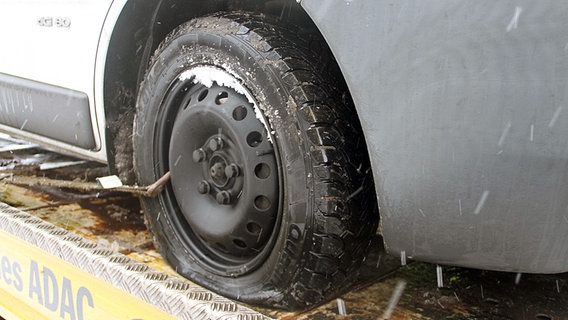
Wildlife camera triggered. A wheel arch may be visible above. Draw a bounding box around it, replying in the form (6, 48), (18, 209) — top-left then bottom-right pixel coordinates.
(102, 0), (343, 183)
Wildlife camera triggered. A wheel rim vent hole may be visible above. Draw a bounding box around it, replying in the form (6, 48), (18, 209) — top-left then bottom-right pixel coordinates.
(233, 239), (247, 249)
(232, 106), (247, 121)
(247, 131), (262, 147)
(215, 91), (229, 105)
(254, 163), (270, 179)
(183, 97), (192, 110)
(198, 89), (208, 102)
(246, 222), (262, 236)
(254, 195), (271, 211)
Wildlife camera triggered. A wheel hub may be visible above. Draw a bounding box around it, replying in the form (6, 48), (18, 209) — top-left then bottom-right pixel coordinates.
(193, 135), (242, 199)
(165, 67), (279, 272)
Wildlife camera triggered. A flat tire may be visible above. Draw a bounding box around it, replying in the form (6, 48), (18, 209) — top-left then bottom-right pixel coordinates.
(134, 13), (378, 309)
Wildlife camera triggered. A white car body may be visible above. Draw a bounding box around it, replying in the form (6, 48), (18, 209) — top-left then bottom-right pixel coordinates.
(0, 0), (127, 162)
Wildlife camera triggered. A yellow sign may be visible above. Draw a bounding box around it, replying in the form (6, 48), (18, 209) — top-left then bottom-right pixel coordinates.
(0, 230), (174, 320)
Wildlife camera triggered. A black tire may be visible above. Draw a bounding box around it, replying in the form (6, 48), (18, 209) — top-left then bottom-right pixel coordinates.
(133, 13), (377, 309)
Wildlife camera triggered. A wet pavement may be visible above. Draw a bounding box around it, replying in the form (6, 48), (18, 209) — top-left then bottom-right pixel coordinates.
(0, 138), (566, 319)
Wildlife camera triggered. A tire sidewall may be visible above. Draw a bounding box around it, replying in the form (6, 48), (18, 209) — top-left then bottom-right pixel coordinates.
(134, 20), (312, 305)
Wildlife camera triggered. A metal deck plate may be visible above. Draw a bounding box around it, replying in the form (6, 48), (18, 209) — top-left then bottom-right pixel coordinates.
(0, 201), (270, 320)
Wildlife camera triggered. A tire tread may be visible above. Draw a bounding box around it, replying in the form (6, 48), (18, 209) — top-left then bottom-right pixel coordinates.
(138, 12), (378, 309)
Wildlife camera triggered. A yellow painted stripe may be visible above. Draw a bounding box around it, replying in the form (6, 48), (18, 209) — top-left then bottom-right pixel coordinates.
(0, 286), (46, 320)
(0, 229), (175, 320)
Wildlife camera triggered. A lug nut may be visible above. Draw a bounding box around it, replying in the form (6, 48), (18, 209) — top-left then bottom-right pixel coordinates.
(197, 180), (210, 194)
(208, 137), (224, 151)
(193, 148), (207, 163)
(216, 191), (231, 205)
(225, 163), (240, 178)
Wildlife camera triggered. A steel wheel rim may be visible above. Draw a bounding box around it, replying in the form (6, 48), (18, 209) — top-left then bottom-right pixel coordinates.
(154, 66), (281, 276)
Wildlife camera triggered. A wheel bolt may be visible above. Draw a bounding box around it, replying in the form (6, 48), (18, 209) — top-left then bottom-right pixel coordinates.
(225, 163), (240, 178)
(208, 137), (224, 151)
(216, 191), (231, 205)
(197, 180), (210, 194)
(192, 148), (207, 163)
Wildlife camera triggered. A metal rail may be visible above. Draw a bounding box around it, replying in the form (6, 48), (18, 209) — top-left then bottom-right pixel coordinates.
(3, 172), (171, 197)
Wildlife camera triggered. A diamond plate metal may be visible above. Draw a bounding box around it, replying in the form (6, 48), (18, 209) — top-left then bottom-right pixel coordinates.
(0, 202), (271, 319)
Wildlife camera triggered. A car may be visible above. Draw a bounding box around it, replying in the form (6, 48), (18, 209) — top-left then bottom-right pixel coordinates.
(1, 0), (567, 309)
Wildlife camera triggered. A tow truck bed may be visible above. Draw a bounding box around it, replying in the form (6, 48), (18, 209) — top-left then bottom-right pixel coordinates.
(0, 201), (268, 319)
